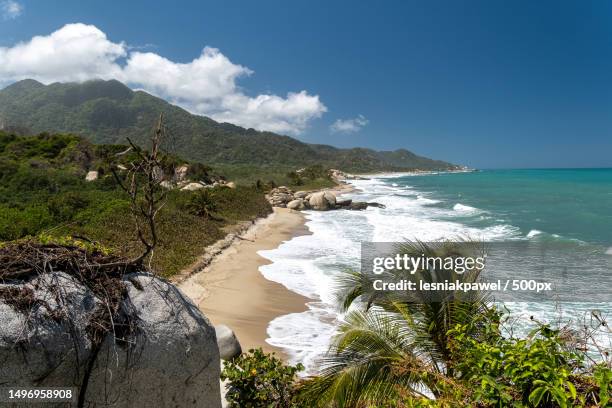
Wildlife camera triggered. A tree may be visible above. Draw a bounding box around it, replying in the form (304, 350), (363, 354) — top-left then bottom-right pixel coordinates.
(298, 241), (491, 407)
(111, 113), (170, 267)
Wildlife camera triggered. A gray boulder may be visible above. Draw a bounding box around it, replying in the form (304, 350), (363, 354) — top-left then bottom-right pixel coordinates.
(215, 325), (242, 360)
(0, 272), (221, 408)
(294, 191), (309, 199)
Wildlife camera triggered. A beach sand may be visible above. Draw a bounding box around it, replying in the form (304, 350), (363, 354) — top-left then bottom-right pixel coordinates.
(178, 207), (311, 357)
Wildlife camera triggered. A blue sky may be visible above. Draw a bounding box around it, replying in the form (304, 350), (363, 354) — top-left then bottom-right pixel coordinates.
(1, 0), (612, 168)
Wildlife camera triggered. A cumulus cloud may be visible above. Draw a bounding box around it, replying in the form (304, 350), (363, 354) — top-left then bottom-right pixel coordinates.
(0, 23), (326, 134)
(1, 0), (23, 20)
(330, 114), (369, 133)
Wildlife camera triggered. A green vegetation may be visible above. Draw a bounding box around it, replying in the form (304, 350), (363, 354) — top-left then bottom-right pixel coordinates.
(221, 348), (304, 407)
(0, 131), (271, 277)
(0, 79), (459, 173)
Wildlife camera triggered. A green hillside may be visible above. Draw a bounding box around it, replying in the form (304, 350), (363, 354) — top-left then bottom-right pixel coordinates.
(0, 79), (459, 173)
(0, 131), (271, 277)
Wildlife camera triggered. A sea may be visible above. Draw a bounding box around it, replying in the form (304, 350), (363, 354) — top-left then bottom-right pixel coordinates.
(257, 168), (612, 374)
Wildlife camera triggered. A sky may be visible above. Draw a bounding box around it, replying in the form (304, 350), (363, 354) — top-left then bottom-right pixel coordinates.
(1, 0), (612, 169)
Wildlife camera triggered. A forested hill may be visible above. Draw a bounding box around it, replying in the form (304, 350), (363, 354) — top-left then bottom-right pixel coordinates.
(0, 79), (459, 172)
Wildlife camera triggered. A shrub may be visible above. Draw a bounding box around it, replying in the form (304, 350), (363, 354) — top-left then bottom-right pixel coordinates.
(221, 348), (304, 408)
(182, 189), (220, 219)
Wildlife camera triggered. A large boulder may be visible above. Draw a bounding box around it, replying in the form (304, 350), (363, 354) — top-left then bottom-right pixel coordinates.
(309, 191), (336, 211)
(287, 199), (306, 211)
(0, 271), (222, 408)
(215, 325), (242, 360)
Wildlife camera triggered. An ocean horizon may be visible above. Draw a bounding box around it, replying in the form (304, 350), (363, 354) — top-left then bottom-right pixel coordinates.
(258, 168), (612, 373)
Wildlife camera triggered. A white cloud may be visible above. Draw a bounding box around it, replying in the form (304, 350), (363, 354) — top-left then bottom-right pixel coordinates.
(330, 114), (369, 133)
(1, 0), (22, 20)
(0, 23), (327, 134)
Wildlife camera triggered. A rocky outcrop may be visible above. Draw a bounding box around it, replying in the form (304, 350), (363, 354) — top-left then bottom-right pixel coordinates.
(266, 186), (295, 208)
(215, 325), (242, 360)
(265, 186), (384, 212)
(0, 271), (222, 408)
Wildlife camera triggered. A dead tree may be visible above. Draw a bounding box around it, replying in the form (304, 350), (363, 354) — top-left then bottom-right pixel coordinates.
(111, 113), (169, 267)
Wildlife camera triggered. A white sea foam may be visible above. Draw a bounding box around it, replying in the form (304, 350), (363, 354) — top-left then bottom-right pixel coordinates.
(527, 229), (543, 238)
(259, 176), (523, 373)
(606, 247), (612, 255)
(453, 203), (481, 214)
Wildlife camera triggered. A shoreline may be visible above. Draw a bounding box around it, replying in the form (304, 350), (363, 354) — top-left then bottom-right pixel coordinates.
(178, 207), (312, 358)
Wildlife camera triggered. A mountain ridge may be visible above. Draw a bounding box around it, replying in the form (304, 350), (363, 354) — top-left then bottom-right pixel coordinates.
(0, 79), (460, 172)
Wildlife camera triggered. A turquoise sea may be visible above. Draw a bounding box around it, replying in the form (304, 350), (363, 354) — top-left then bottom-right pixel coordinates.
(257, 168), (612, 373)
(402, 168), (612, 246)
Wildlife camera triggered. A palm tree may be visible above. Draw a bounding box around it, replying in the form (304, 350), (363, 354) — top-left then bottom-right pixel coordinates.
(299, 240), (491, 407)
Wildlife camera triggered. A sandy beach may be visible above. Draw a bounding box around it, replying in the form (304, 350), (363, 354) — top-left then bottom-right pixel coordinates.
(178, 207), (312, 357)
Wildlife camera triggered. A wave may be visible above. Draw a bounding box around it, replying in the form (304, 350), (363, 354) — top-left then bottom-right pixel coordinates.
(526, 229), (543, 238)
(260, 176), (523, 372)
(453, 203), (482, 214)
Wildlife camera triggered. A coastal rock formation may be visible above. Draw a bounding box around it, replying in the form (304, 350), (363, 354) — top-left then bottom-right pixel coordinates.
(215, 325), (242, 360)
(0, 271), (222, 408)
(309, 191), (337, 210)
(266, 186), (295, 208)
(265, 185), (384, 212)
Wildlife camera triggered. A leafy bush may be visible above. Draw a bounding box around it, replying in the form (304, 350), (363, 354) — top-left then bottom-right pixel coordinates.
(221, 348), (304, 408)
(447, 312), (611, 408)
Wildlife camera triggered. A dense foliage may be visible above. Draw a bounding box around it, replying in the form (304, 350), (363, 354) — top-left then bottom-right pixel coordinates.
(0, 79), (459, 173)
(221, 348), (304, 407)
(0, 131), (271, 276)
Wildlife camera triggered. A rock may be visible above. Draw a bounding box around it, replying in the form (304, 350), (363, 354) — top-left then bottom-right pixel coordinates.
(324, 191), (337, 206)
(175, 164), (189, 182)
(85, 170), (98, 181)
(348, 202), (369, 211)
(0, 272), (221, 408)
(181, 182), (205, 191)
(226, 181), (236, 189)
(266, 187), (296, 207)
(287, 199), (305, 211)
(215, 325), (242, 360)
(367, 202), (386, 209)
(336, 198), (352, 207)
(347, 201), (386, 211)
(309, 191), (336, 210)
(294, 191), (309, 199)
